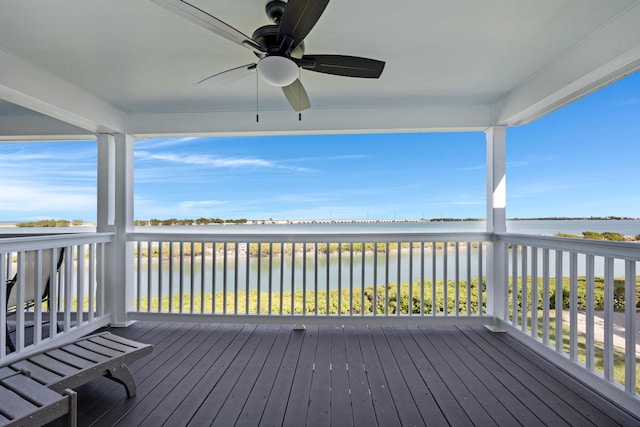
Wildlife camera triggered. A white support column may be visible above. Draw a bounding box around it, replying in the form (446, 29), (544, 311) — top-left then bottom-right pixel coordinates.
(486, 126), (507, 233)
(485, 126), (508, 322)
(97, 133), (135, 326)
(97, 134), (115, 230)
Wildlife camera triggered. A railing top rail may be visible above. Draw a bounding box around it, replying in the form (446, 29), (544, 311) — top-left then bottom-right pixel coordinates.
(495, 232), (640, 261)
(126, 231), (493, 243)
(0, 232), (114, 252)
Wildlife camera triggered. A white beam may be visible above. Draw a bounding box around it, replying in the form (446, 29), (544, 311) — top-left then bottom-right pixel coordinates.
(495, 1), (640, 126)
(0, 47), (126, 134)
(125, 104), (493, 137)
(0, 115), (93, 141)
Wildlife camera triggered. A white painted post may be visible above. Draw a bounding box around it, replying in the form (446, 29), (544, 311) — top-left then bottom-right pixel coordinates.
(97, 133), (134, 326)
(485, 126), (507, 323)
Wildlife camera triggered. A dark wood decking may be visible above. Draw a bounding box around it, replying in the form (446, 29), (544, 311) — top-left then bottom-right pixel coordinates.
(52, 322), (638, 426)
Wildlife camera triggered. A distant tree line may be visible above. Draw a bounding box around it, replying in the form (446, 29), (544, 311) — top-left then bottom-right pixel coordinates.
(16, 219), (84, 227)
(134, 218), (248, 226)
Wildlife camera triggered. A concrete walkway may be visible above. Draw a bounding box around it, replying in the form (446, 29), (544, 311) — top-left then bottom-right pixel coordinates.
(562, 310), (640, 357)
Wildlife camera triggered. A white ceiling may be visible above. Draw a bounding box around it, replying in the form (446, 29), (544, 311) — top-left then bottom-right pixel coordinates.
(1, 0), (640, 139)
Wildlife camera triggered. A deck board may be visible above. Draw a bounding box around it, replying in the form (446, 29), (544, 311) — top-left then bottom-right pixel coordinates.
(43, 322), (640, 427)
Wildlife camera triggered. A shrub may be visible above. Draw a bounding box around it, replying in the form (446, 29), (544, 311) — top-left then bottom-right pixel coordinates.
(602, 232), (626, 241)
(582, 231), (603, 240)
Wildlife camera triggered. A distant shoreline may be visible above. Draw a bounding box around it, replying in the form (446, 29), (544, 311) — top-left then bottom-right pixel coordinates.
(1, 216), (638, 228)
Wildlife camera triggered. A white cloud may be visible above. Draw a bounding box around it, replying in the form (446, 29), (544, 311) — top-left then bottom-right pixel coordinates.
(1, 181), (95, 218)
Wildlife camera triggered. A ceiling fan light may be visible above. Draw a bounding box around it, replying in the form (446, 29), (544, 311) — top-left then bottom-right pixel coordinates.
(257, 56), (299, 87)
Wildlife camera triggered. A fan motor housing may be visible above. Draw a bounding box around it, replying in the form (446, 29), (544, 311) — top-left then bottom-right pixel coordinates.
(252, 24), (305, 58)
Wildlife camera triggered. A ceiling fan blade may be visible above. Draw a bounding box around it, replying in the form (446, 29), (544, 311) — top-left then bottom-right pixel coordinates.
(277, 0), (329, 51)
(282, 79), (311, 111)
(299, 55), (385, 78)
(151, 0), (264, 53)
(197, 64), (257, 86)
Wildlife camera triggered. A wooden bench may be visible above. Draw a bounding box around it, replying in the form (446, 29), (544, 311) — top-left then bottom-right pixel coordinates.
(0, 368), (76, 427)
(6, 332), (153, 399)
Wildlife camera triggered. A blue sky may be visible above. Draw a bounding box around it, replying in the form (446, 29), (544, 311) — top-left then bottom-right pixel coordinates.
(1, 72), (638, 222)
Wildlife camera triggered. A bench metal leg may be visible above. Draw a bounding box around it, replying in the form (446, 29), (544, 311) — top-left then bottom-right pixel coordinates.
(63, 389), (77, 427)
(106, 364), (137, 398)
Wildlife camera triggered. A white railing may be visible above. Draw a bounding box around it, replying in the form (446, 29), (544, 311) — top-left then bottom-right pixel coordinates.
(494, 233), (640, 408)
(127, 232), (491, 324)
(1, 233), (113, 361)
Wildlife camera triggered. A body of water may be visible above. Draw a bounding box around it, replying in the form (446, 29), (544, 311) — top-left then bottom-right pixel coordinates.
(1, 219), (639, 236)
(133, 219), (640, 236)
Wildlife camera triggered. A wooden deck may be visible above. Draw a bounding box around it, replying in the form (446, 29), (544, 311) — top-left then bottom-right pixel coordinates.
(48, 321), (638, 426)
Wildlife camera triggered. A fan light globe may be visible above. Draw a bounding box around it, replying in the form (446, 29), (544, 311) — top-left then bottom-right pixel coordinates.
(257, 56), (298, 87)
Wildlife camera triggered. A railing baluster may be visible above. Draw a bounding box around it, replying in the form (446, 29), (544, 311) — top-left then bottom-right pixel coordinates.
(228, 242), (232, 315)
(385, 242), (389, 316)
(420, 242), (425, 315)
(349, 243), (354, 315)
(252, 242), (262, 314)
(64, 246), (72, 332)
(190, 242), (195, 314)
(443, 242), (448, 316)
(511, 244), (518, 326)
(290, 243), (295, 315)
(202, 241), (206, 314)
(136, 241), (142, 312)
(77, 245), (85, 326)
(269, 242), (273, 315)
(531, 247), (538, 339)
(409, 241), (413, 316)
(478, 241), (483, 315)
(397, 241), (401, 316)
(466, 242), (471, 315)
(179, 242), (184, 314)
(89, 243), (95, 321)
(569, 252), (578, 360)
(314, 243), (318, 316)
(245, 242), (250, 315)
(326, 242), (330, 316)
(624, 260), (637, 394)
(338, 243), (342, 316)
(542, 248), (550, 345)
(585, 254), (595, 370)
(302, 242), (307, 315)
(15, 251), (25, 351)
(431, 242), (436, 316)
(361, 242), (365, 316)
(34, 250), (43, 344)
(555, 250), (563, 353)
(604, 256), (614, 381)
(373, 243), (377, 316)
(168, 242), (174, 313)
(279, 242), (284, 315)
(455, 242), (460, 315)
(521, 245), (528, 333)
(235, 242), (240, 314)
(148, 241), (153, 313)
(158, 241), (164, 314)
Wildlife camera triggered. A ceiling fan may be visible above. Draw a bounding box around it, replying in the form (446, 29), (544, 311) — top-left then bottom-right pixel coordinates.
(151, 0), (385, 111)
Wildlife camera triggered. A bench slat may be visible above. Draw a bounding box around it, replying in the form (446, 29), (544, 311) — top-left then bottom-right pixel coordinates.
(2, 374), (64, 406)
(46, 349), (95, 370)
(29, 354), (80, 377)
(74, 340), (125, 358)
(61, 344), (111, 364)
(0, 385), (38, 420)
(10, 360), (65, 385)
